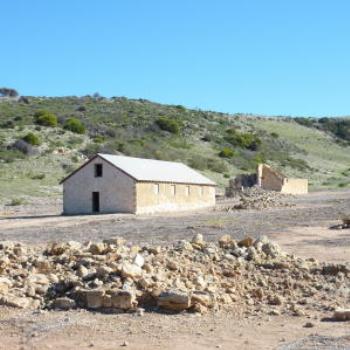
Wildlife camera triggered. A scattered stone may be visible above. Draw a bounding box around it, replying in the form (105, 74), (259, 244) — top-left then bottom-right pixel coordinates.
(238, 236), (254, 248)
(157, 290), (191, 311)
(0, 236), (348, 319)
(333, 309), (350, 321)
(218, 234), (235, 249)
(191, 234), (205, 249)
(120, 263), (143, 279)
(133, 254), (145, 268)
(51, 297), (76, 310)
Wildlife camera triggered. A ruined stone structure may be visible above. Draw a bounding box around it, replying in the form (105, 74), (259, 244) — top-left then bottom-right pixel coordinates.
(257, 164), (308, 194)
(225, 164), (308, 196)
(61, 154), (216, 214)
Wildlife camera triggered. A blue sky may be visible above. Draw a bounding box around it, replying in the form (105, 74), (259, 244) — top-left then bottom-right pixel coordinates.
(1, 0), (350, 116)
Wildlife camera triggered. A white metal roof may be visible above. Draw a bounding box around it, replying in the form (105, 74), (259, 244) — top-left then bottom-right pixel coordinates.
(98, 153), (216, 185)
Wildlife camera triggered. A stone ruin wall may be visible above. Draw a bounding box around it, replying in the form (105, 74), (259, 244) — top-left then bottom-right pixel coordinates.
(226, 164), (308, 196)
(281, 178), (308, 194)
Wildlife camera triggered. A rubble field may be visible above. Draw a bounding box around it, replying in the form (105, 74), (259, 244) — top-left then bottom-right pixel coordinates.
(217, 186), (295, 211)
(1, 234), (349, 320)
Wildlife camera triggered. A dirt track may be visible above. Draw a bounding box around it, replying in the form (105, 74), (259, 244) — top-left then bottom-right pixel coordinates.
(0, 190), (349, 250)
(0, 189), (349, 350)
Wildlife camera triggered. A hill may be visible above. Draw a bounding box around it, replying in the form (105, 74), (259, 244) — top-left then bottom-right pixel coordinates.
(0, 95), (349, 204)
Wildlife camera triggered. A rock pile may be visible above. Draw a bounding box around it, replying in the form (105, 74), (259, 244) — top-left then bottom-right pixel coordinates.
(228, 187), (294, 210)
(0, 235), (349, 316)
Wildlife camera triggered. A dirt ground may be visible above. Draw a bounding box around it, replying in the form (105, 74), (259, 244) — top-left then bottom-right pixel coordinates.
(0, 189), (349, 350)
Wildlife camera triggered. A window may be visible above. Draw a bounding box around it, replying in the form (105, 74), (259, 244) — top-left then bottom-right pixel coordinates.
(185, 186), (190, 196)
(154, 183), (160, 195)
(199, 186), (204, 196)
(170, 184), (176, 196)
(95, 163), (103, 177)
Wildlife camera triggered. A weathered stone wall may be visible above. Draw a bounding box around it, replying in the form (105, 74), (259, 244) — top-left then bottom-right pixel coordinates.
(63, 157), (136, 214)
(258, 164), (284, 191)
(135, 182), (216, 214)
(281, 178), (308, 194)
(257, 164), (308, 194)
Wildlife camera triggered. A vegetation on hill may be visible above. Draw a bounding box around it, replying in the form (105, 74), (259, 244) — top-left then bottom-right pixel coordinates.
(294, 117), (350, 144)
(0, 93), (349, 202)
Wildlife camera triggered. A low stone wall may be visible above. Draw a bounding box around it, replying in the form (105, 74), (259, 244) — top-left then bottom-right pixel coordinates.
(281, 178), (308, 194)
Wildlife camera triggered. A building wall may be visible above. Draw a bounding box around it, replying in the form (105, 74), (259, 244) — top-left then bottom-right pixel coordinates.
(257, 164), (308, 194)
(63, 157), (136, 214)
(258, 164), (284, 191)
(281, 178), (308, 194)
(135, 182), (216, 214)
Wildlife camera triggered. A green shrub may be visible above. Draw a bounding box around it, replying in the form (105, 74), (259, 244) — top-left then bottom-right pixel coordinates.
(30, 173), (45, 180)
(93, 135), (105, 143)
(155, 117), (180, 134)
(34, 110), (58, 127)
(271, 132), (279, 138)
(207, 158), (229, 173)
(7, 198), (25, 206)
(253, 153), (266, 164)
(201, 134), (212, 142)
(71, 155), (80, 163)
(64, 118), (86, 134)
(225, 129), (261, 151)
(219, 147), (235, 158)
(22, 132), (41, 146)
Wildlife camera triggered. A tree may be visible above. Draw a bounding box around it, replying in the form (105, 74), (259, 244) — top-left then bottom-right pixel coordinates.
(0, 87), (19, 97)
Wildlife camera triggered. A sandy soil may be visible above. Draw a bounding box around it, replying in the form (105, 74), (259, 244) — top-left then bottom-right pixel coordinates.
(0, 189), (349, 349)
(1, 308), (350, 350)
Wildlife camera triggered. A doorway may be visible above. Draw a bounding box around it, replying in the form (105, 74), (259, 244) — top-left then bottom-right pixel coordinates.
(92, 192), (100, 213)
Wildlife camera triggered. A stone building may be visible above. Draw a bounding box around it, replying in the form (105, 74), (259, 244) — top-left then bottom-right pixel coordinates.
(257, 164), (308, 194)
(61, 153), (216, 215)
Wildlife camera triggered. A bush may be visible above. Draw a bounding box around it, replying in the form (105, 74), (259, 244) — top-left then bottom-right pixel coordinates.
(10, 140), (35, 155)
(207, 158), (228, 173)
(253, 153), (266, 164)
(7, 198), (24, 206)
(22, 132), (41, 146)
(30, 173), (45, 180)
(34, 110), (58, 127)
(225, 129), (261, 151)
(219, 147), (235, 158)
(201, 134), (212, 142)
(155, 117), (180, 134)
(93, 135), (105, 143)
(64, 118), (86, 134)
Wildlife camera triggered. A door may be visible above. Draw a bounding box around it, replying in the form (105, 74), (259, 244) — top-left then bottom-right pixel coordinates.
(92, 192), (100, 213)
